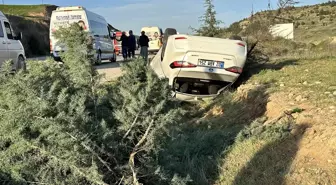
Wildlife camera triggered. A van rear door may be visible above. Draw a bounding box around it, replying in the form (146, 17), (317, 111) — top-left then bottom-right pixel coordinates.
(0, 20), (9, 66)
(50, 9), (87, 53)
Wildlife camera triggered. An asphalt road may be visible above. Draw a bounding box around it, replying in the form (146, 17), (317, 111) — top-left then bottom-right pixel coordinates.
(27, 50), (155, 82)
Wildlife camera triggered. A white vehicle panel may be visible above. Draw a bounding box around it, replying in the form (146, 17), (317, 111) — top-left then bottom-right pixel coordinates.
(50, 7), (115, 61)
(150, 34), (247, 100)
(0, 20), (9, 65)
(0, 11), (25, 69)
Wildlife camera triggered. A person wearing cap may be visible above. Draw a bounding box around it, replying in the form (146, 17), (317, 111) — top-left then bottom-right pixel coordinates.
(128, 30), (136, 59)
(139, 31), (149, 61)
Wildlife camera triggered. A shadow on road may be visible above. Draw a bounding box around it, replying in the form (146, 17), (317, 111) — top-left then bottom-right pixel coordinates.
(94, 61), (121, 70)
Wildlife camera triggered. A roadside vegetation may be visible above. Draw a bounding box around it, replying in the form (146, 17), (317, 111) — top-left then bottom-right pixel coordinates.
(1, 0), (336, 185)
(0, 5), (57, 57)
(0, 5), (46, 17)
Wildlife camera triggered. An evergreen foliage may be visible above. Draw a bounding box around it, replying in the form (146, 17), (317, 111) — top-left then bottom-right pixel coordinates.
(112, 59), (184, 184)
(0, 23), (181, 185)
(192, 0), (222, 37)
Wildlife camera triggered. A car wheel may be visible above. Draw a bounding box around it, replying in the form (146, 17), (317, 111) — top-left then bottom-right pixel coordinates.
(163, 28), (177, 45)
(208, 85), (220, 95)
(161, 42), (167, 61)
(95, 51), (102, 65)
(16, 55), (26, 71)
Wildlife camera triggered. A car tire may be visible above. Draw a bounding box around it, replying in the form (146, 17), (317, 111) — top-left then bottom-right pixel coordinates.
(208, 85), (220, 95)
(109, 53), (116, 62)
(229, 35), (243, 41)
(16, 55), (26, 71)
(163, 28), (177, 45)
(161, 42), (167, 60)
(95, 50), (102, 65)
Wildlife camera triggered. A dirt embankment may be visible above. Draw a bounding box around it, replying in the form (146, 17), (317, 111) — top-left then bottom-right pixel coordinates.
(7, 5), (58, 57)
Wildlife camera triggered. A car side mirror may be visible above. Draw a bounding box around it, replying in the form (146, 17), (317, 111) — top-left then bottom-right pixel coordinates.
(14, 32), (22, 40)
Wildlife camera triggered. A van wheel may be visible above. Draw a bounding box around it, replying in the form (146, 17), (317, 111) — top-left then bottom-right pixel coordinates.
(109, 54), (116, 62)
(17, 55), (26, 71)
(95, 51), (102, 65)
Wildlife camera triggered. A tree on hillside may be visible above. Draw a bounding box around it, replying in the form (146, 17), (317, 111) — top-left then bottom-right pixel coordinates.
(191, 0), (222, 37)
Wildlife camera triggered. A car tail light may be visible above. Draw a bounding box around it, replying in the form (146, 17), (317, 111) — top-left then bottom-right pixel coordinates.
(237, 42), (245, 47)
(225, 66), (243, 74)
(170, 61), (196, 68)
(175, 37), (187, 40)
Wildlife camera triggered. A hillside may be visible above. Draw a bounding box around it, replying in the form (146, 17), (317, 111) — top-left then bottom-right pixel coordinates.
(0, 5), (57, 57)
(230, 1), (336, 44)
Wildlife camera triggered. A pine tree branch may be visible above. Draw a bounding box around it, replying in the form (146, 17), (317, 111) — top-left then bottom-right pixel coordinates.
(66, 132), (114, 173)
(134, 119), (154, 150)
(122, 113), (140, 140)
(117, 176), (124, 185)
(28, 143), (108, 185)
(24, 181), (50, 185)
(129, 119), (154, 185)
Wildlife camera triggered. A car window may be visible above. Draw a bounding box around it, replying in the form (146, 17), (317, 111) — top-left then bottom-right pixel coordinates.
(89, 20), (109, 38)
(0, 21), (4, 38)
(4, 22), (13, 40)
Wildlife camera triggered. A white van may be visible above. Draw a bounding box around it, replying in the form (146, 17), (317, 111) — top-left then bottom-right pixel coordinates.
(0, 11), (26, 71)
(141, 26), (163, 53)
(50, 6), (116, 64)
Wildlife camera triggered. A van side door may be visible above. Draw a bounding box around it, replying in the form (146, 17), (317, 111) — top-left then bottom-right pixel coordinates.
(4, 21), (22, 62)
(0, 20), (9, 67)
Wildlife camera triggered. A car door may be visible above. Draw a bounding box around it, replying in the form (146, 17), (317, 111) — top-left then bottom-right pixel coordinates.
(4, 21), (22, 62)
(0, 20), (9, 67)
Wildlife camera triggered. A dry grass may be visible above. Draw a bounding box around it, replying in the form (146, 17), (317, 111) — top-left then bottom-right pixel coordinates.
(209, 53), (336, 185)
(234, 2), (336, 44)
(0, 5), (46, 17)
(249, 57), (336, 107)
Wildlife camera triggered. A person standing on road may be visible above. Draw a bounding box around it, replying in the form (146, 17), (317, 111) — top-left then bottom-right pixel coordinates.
(116, 31), (129, 61)
(139, 31), (149, 61)
(128, 30), (136, 59)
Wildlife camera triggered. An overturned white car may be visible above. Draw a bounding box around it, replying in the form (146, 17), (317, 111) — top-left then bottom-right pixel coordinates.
(150, 34), (247, 101)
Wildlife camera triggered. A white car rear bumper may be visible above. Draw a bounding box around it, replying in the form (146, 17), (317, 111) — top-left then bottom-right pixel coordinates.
(167, 68), (240, 86)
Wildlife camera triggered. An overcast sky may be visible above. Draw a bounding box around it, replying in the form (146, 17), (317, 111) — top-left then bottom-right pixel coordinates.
(7, 0), (328, 34)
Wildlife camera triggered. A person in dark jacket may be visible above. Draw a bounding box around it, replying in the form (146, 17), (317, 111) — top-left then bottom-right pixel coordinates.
(128, 30), (136, 59)
(116, 31), (129, 60)
(139, 31), (149, 61)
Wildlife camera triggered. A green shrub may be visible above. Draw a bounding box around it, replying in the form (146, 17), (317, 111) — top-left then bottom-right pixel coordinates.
(0, 23), (182, 185)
